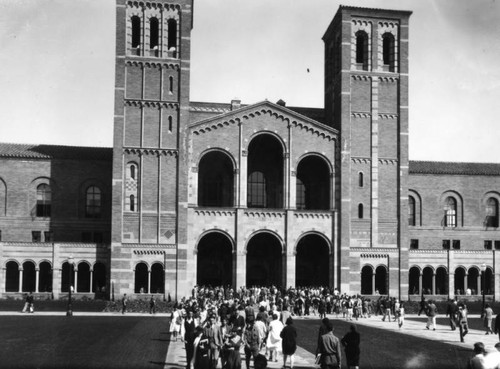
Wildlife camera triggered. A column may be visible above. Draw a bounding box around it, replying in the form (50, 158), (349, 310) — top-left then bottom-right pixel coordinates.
(477, 273), (482, 295)
(432, 273), (436, 295)
(18, 268), (23, 292)
(236, 251), (246, 288)
(74, 268), (78, 293)
(148, 270), (152, 294)
(449, 273), (455, 300)
(464, 274), (468, 294)
(285, 252), (296, 289)
(418, 273), (422, 295)
(372, 272), (376, 294)
(90, 270), (94, 293)
(35, 268), (40, 293)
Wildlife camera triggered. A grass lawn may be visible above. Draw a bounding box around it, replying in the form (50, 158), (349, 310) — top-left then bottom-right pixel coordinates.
(294, 318), (473, 369)
(0, 316), (170, 369)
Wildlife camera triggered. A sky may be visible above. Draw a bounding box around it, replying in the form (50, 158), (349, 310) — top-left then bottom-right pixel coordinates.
(0, 0), (499, 163)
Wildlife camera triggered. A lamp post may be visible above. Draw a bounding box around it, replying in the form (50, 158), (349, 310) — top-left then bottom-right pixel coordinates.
(481, 263), (486, 319)
(66, 256), (73, 317)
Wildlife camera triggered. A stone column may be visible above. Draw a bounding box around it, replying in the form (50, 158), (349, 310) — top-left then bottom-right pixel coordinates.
(449, 273), (455, 300)
(372, 272), (376, 294)
(90, 270), (94, 293)
(74, 268), (78, 293)
(148, 270), (152, 294)
(464, 274), (468, 293)
(432, 273), (436, 295)
(35, 268), (40, 293)
(418, 273), (422, 295)
(18, 268), (23, 292)
(477, 273), (482, 295)
(285, 252), (296, 289)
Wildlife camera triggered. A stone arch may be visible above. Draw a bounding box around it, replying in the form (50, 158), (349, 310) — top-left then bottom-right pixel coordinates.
(22, 260), (36, 292)
(38, 260), (52, 293)
(374, 265), (387, 295)
(196, 231), (234, 287)
(436, 266), (448, 295)
(295, 154), (332, 210)
(295, 233), (330, 286)
(195, 229), (236, 254)
(197, 149), (236, 207)
(92, 262), (107, 293)
(134, 261), (149, 293)
(439, 191), (464, 227)
(483, 192), (500, 228)
(77, 261), (91, 293)
(361, 264), (374, 294)
(422, 266), (434, 294)
(5, 260), (20, 292)
(150, 262), (165, 294)
(408, 189), (422, 226)
(408, 265), (421, 295)
(467, 266), (480, 295)
(0, 177), (6, 216)
(454, 266), (466, 295)
(246, 231), (284, 287)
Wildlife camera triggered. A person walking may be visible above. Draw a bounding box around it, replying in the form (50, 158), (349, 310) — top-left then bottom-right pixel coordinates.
(417, 296), (427, 316)
(184, 310), (197, 369)
(341, 324), (360, 369)
(150, 296), (156, 314)
(458, 304), (469, 343)
(280, 317), (297, 369)
(425, 300), (437, 331)
(121, 293), (128, 314)
(446, 299), (458, 331)
(204, 315), (224, 369)
(192, 327), (210, 369)
(396, 301), (405, 328)
(484, 303), (494, 335)
(243, 318), (261, 369)
(223, 327), (243, 369)
(267, 313), (284, 362)
(317, 321), (342, 369)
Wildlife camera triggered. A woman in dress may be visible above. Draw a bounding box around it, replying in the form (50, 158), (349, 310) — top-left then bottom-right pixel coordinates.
(341, 324), (360, 369)
(266, 313), (284, 362)
(170, 306), (183, 341)
(280, 317), (297, 369)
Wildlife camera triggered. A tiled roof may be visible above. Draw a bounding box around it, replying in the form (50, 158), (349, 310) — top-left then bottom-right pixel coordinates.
(409, 161), (500, 176)
(0, 143), (112, 161)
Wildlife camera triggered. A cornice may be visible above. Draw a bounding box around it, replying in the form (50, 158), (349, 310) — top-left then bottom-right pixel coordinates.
(194, 209), (236, 217)
(124, 243), (176, 248)
(127, 1), (181, 11)
(125, 59), (180, 70)
(378, 76), (399, 83)
(294, 212), (332, 219)
(124, 100), (179, 109)
(244, 210), (286, 219)
(123, 148), (178, 157)
(351, 157), (371, 164)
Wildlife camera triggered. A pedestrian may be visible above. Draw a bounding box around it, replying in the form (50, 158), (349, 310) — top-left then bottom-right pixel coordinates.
(418, 296), (427, 316)
(266, 313), (283, 362)
(192, 326), (210, 369)
(204, 315), (223, 369)
(27, 292), (34, 313)
(446, 299), (458, 331)
(223, 327), (243, 369)
(317, 317), (331, 354)
(21, 293), (29, 313)
(483, 303), (494, 335)
(468, 342), (486, 369)
(184, 310), (197, 369)
(397, 301), (405, 328)
(280, 317), (297, 369)
(150, 296), (156, 314)
(170, 306), (184, 342)
(458, 304), (469, 343)
(121, 293), (127, 314)
(243, 317), (260, 369)
(484, 342), (500, 369)
(341, 324), (360, 369)
(425, 300), (437, 331)
(317, 321), (342, 369)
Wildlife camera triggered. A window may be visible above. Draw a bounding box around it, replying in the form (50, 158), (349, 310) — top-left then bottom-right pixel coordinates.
(358, 172), (364, 187)
(168, 116), (173, 132)
(150, 17), (159, 50)
(167, 19), (177, 54)
(44, 231), (53, 242)
(410, 239), (419, 249)
(358, 204), (364, 219)
(442, 240), (450, 250)
(36, 184), (51, 217)
(169, 76), (174, 94)
(355, 31), (367, 63)
(131, 16), (141, 48)
(485, 240), (493, 250)
(444, 197), (457, 228)
(296, 179), (305, 210)
(382, 33), (395, 67)
(32, 231), (41, 243)
(130, 195), (136, 212)
(408, 196), (416, 226)
(248, 171), (266, 208)
(452, 240), (461, 250)
(486, 198), (499, 227)
(85, 186), (102, 218)
(130, 164), (136, 180)
(495, 241), (500, 250)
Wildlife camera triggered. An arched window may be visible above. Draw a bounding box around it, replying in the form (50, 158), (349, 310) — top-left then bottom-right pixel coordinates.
(444, 197), (457, 228)
(150, 17), (159, 50)
(36, 184), (51, 217)
(296, 179), (305, 210)
(359, 172), (364, 187)
(85, 186), (102, 218)
(408, 196), (416, 226)
(167, 19), (177, 55)
(169, 76), (174, 94)
(131, 16), (141, 49)
(125, 162), (138, 213)
(358, 203), (364, 219)
(130, 195), (135, 212)
(382, 33), (395, 67)
(168, 116), (173, 132)
(355, 31), (368, 66)
(130, 164), (136, 180)
(248, 171), (266, 208)
(486, 198), (499, 227)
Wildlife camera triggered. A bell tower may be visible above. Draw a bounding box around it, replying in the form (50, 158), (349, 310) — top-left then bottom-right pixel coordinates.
(111, 0), (193, 298)
(323, 6), (412, 298)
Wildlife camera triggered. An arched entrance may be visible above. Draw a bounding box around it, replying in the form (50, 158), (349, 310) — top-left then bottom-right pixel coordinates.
(22, 261), (36, 292)
(92, 262), (106, 293)
(5, 261), (19, 292)
(422, 267), (433, 294)
(77, 262), (91, 293)
(295, 234), (329, 286)
(361, 265), (373, 294)
(468, 267), (479, 295)
(455, 267), (466, 295)
(134, 262), (148, 293)
(375, 266), (387, 295)
(198, 151), (234, 207)
(296, 156), (330, 210)
(408, 267), (420, 295)
(39, 261), (52, 293)
(436, 267), (448, 295)
(246, 233), (282, 287)
(151, 263), (165, 294)
(197, 232), (233, 287)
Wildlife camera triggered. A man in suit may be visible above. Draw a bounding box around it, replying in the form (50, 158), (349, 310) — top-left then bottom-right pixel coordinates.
(317, 321), (341, 369)
(204, 315), (224, 369)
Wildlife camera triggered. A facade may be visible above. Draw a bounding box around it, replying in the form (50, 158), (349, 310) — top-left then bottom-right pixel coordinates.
(0, 1), (499, 301)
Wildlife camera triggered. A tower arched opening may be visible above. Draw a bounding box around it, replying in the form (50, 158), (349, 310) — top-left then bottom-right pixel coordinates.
(197, 232), (233, 287)
(246, 233), (282, 287)
(134, 262), (149, 293)
(5, 261), (19, 292)
(22, 261), (36, 292)
(375, 265), (387, 295)
(296, 156), (330, 210)
(361, 265), (373, 294)
(198, 151), (234, 207)
(295, 234), (329, 286)
(151, 263), (165, 294)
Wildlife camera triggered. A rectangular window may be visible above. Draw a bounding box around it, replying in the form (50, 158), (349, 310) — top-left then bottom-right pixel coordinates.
(44, 231), (53, 242)
(485, 240), (493, 250)
(410, 239), (419, 249)
(452, 240), (461, 250)
(442, 240), (450, 250)
(32, 231), (41, 243)
(495, 240), (500, 250)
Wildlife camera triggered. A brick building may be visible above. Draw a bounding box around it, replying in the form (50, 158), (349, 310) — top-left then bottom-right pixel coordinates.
(0, 1), (499, 301)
